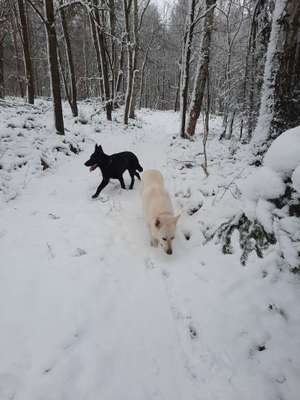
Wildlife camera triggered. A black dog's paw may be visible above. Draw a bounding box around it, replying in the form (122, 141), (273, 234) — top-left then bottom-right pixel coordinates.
(91, 193), (98, 199)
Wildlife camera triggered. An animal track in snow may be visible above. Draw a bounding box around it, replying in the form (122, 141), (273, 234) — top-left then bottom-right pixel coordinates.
(188, 324), (198, 340)
(72, 248), (87, 257)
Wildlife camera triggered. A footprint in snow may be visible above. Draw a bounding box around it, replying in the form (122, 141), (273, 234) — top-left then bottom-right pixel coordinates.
(72, 248), (87, 257)
(161, 269), (170, 279)
(268, 303), (288, 321)
(48, 212), (60, 220)
(145, 257), (155, 270)
(188, 324), (198, 340)
(249, 343), (267, 358)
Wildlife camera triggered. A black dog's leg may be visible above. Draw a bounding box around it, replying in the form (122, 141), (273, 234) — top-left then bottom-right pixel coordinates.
(129, 170), (135, 190)
(92, 178), (109, 198)
(135, 171), (141, 180)
(119, 175), (126, 190)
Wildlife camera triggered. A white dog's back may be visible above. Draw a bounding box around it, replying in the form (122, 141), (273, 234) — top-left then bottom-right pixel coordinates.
(142, 169), (179, 255)
(142, 170), (173, 219)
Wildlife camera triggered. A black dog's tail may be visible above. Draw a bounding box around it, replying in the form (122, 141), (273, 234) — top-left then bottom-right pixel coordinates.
(136, 162), (143, 172)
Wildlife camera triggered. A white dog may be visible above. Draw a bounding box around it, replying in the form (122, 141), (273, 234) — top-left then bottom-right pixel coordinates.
(142, 169), (180, 255)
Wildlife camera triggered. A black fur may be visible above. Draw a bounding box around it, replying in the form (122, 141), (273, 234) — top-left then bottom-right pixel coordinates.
(85, 144), (143, 198)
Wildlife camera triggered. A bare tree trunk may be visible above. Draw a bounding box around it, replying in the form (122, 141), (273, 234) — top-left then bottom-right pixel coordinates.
(17, 0), (34, 104)
(123, 0), (133, 125)
(89, 10), (104, 98)
(59, 5), (78, 117)
(93, 0), (112, 121)
(83, 13), (89, 98)
(10, 18), (25, 98)
(239, 0), (261, 141)
(252, 0), (300, 157)
(108, 0), (116, 102)
(138, 44), (151, 109)
(115, 37), (124, 95)
(185, 0), (216, 137)
(44, 0), (64, 135)
(179, 0), (197, 138)
(174, 69), (180, 112)
(0, 35), (4, 98)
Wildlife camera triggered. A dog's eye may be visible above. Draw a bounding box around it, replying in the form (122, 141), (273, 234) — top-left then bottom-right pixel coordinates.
(162, 237), (167, 241)
(171, 237), (175, 240)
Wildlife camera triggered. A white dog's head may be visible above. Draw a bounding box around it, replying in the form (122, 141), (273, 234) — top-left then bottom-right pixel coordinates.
(153, 214), (180, 255)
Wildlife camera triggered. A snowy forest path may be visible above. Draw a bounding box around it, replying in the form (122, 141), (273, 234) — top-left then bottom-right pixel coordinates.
(0, 111), (202, 399)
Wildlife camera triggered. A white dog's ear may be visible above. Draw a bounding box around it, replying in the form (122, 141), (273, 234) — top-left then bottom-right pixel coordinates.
(155, 218), (161, 228)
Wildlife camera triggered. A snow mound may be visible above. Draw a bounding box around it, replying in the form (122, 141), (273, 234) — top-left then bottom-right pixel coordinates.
(292, 166), (300, 194)
(241, 167), (285, 201)
(264, 126), (300, 178)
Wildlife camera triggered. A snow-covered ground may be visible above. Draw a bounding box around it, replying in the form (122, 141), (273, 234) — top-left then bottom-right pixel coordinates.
(0, 100), (300, 400)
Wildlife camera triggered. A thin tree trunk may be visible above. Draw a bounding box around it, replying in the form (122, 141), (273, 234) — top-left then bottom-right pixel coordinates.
(89, 10), (104, 98)
(115, 37), (124, 95)
(108, 0), (116, 102)
(83, 14), (89, 98)
(123, 0), (133, 125)
(0, 36), (4, 98)
(60, 5), (78, 117)
(10, 22), (25, 97)
(44, 0), (64, 135)
(138, 44), (150, 109)
(128, 0), (139, 119)
(93, 0), (112, 121)
(179, 0), (197, 138)
(174, 69), (180, 112)
(17, 0), (34, 104)
(201, 73), (210, 177)
(185, 0), (216, 137)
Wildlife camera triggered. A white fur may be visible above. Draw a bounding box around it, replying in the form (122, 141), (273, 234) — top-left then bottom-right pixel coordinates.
(142, 170), (179, 255)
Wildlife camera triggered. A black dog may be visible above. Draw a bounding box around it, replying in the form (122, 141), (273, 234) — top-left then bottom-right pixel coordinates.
(85, 144), (143, 198)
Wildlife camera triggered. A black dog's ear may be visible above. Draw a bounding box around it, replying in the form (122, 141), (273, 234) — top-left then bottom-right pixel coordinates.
(95, 144), (98, 151)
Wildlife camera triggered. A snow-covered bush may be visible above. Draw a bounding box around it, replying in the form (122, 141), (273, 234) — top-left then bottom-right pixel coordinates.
(214, 127), (300, 269)
(0, 100), (85, 202)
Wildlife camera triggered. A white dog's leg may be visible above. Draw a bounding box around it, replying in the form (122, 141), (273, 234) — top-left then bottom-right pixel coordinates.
(150, 237), (158, 247)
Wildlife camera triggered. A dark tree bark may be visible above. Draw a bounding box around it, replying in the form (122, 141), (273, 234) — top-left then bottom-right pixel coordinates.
(252, 0), (300, 156)
(59, 4), (78, 117)
(10, 17), (25, 98)
(89, 11), (104, 98)
(92, 0), (112, 121)
(273, 0), (300, 133)
(44, 0), (64, 135)
(108, 0), (116, 101)
(123, 0), (133, 125)
(174, 69), (180, 112)
(128, 0), (139, 119)
(185, 0), (216, 137)
(17, 0), (35, 104)
(179, 0), (197, 138)
(138, 42), (151, 109)
(0, 35), (4, 98)
(115, 37), (124, 95)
